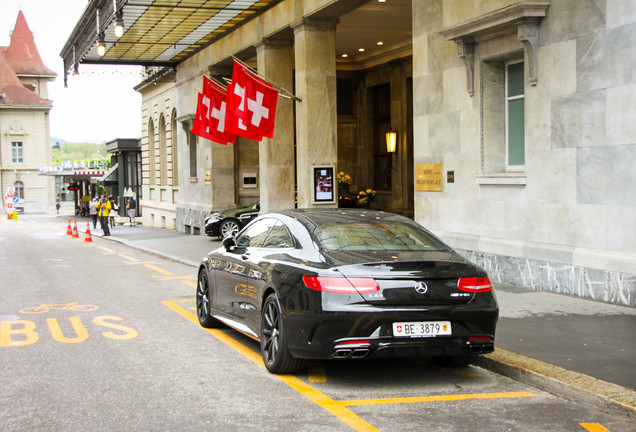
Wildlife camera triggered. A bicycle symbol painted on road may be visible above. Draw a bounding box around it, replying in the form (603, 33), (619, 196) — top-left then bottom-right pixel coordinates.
(19, 302), (99, 314)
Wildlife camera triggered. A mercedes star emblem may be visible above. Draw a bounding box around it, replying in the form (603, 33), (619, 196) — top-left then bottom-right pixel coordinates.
(414, 281), (428, 294)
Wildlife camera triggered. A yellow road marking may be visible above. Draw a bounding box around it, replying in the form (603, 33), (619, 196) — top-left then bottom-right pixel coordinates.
(95, 245), (116, 253)
(307, 360), (327, 383)
(341, 391), (535, 406)
(144, 264), (173, 275)
(118, 253), (139, 262)
(182, 280), (197, 288)
(164, 300), (538, 432)
(152, 275), (196, 281)
(580, 424), (611, 432)
(450, 368), (480, 378)
(163, 300), (379, 431)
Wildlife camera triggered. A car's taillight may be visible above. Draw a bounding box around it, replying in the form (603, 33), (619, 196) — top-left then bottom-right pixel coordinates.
(302, 275), (380, 294)
(457, 276), (494, 292)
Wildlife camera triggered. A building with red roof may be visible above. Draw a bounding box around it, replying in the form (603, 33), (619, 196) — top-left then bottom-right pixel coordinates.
(1, 10), (55, 213)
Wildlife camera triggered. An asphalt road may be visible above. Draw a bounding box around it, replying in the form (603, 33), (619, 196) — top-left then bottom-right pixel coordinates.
(1, 217), (633, 431)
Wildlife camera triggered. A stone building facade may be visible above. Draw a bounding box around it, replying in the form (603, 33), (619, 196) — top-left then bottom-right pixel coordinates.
(414, 0), (635, 305)
(0, 11), (55, 213)
(163, 0), (636, 306)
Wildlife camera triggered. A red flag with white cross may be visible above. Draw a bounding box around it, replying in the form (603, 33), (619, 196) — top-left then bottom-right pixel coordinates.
(226, 61), (278, 141)
(192, 76), (236, 145)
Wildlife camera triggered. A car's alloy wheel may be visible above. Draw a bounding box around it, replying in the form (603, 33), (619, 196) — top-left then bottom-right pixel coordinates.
(219, 219), (240, 237)
(260, 294), (305, 374)
(196, 269), (220, 328)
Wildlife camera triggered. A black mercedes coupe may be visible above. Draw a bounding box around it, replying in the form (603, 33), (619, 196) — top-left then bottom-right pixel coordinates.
(197, 209), (498, 374)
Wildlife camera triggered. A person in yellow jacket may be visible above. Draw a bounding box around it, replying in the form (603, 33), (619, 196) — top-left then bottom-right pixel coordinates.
(96, 193), (112, 236)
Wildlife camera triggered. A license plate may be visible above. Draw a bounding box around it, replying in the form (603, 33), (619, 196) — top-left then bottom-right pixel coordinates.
(392, 321), (452, 338)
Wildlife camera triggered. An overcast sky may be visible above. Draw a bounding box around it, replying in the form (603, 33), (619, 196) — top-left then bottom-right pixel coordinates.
(1, 0), (142, 143)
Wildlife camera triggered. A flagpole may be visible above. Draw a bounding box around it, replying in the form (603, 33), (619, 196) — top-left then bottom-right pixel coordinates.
(205, 75), (228, 94)
(231, 56), (302, 102)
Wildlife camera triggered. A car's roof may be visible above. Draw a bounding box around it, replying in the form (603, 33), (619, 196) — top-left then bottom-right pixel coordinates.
(272, 208), (415, 230)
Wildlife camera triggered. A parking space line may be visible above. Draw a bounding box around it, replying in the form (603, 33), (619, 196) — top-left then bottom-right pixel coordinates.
(164, 300), (544, 432)
(580, 424), (611, 432)
(95, 245), (116, 254)
(340, 391), (535, 406)
(162, 300), (380, 432)
(181, 280), (197, 288)
(118, 253), (139, 262)
(152, 275), (196, 281)
(144, 264), (173, 275)
(307, 360), (327, 383)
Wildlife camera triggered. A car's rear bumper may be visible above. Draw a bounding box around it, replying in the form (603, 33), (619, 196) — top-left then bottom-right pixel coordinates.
(284, 303), (498, 360)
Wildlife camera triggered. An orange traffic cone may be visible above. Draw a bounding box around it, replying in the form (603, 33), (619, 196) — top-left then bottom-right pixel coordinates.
(72, 219), (79, 238)
(67, 218), (73, 236)
(84, 222), (93, 242)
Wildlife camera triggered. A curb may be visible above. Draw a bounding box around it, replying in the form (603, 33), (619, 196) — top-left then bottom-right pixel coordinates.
(474, 348), (636, 421)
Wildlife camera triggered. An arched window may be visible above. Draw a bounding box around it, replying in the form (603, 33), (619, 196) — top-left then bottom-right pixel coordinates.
(14, 181), (24, 199)
(159, 114), (167, 185)
(171, 109), (179, 186)
(148, 118), (156, 186)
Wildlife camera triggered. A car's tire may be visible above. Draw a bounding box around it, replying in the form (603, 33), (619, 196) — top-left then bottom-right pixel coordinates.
(219, 219), (240, 238)
(260, 294), (305, 374)
(196, 269), (221, 328)
(432, 354), (477, 367)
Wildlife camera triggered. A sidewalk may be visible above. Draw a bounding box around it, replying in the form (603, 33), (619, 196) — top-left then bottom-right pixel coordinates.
(68, 216), (636, 420)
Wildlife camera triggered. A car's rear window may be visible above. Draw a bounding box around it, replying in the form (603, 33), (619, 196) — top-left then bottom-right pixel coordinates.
(317, 222), (447, 252)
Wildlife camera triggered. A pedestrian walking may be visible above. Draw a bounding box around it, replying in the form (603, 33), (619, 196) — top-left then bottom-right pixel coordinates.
(95, 194), (111, 236)
(55, 200), (60, 215)
(126, 195), (136, 227)
(109, 196), (117, 228)
(89, 198), (98, 229)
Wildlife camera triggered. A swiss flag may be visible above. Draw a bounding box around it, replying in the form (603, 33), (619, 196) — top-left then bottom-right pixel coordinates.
(191, 76), (236, 145)
(226, 61), (278, 141)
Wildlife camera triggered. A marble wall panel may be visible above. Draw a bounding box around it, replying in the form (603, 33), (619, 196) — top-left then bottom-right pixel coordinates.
(428, 112), (461, 155)
(577, 144), (636, 206)
(606, 84), (636, 145)
(459, 249), (636, 307)
(577, 23), (636, 92)
(525, 148), (577, 204)
(413, 73), (444, 117)
(607, 0), (636, 29)
(547, 0), (605, 43)
(551, 90), (605, 148)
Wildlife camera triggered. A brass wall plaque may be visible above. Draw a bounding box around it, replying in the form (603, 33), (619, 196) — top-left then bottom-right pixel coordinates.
(416, 163), (443, 192)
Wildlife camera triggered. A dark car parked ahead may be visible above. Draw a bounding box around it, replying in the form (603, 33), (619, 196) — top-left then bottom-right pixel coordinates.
(197, 209), (499, 374)
(204, 200), (260, 238)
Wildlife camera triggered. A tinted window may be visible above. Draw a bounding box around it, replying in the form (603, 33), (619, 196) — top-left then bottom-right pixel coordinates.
(262, 221), (294, 249)
(237, 219), (274, 248)
(318, 221), (446, 252)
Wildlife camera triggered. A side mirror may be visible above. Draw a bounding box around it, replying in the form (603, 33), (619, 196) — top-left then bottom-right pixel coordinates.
(222, 232), (237, 251)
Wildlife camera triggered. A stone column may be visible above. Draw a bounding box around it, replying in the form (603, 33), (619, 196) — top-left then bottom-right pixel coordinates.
(256, 39), (295, 213)
(293, 18), (338, 208)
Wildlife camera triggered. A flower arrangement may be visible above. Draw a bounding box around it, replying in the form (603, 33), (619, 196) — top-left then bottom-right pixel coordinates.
(337, 171), (352, 191)
(357, 188), (376, 208)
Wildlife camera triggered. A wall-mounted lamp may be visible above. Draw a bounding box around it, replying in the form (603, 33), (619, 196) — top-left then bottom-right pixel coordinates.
(386, 130), (397, 153)
(114, 10), (124, 38)
(73, 63), (80, 76)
